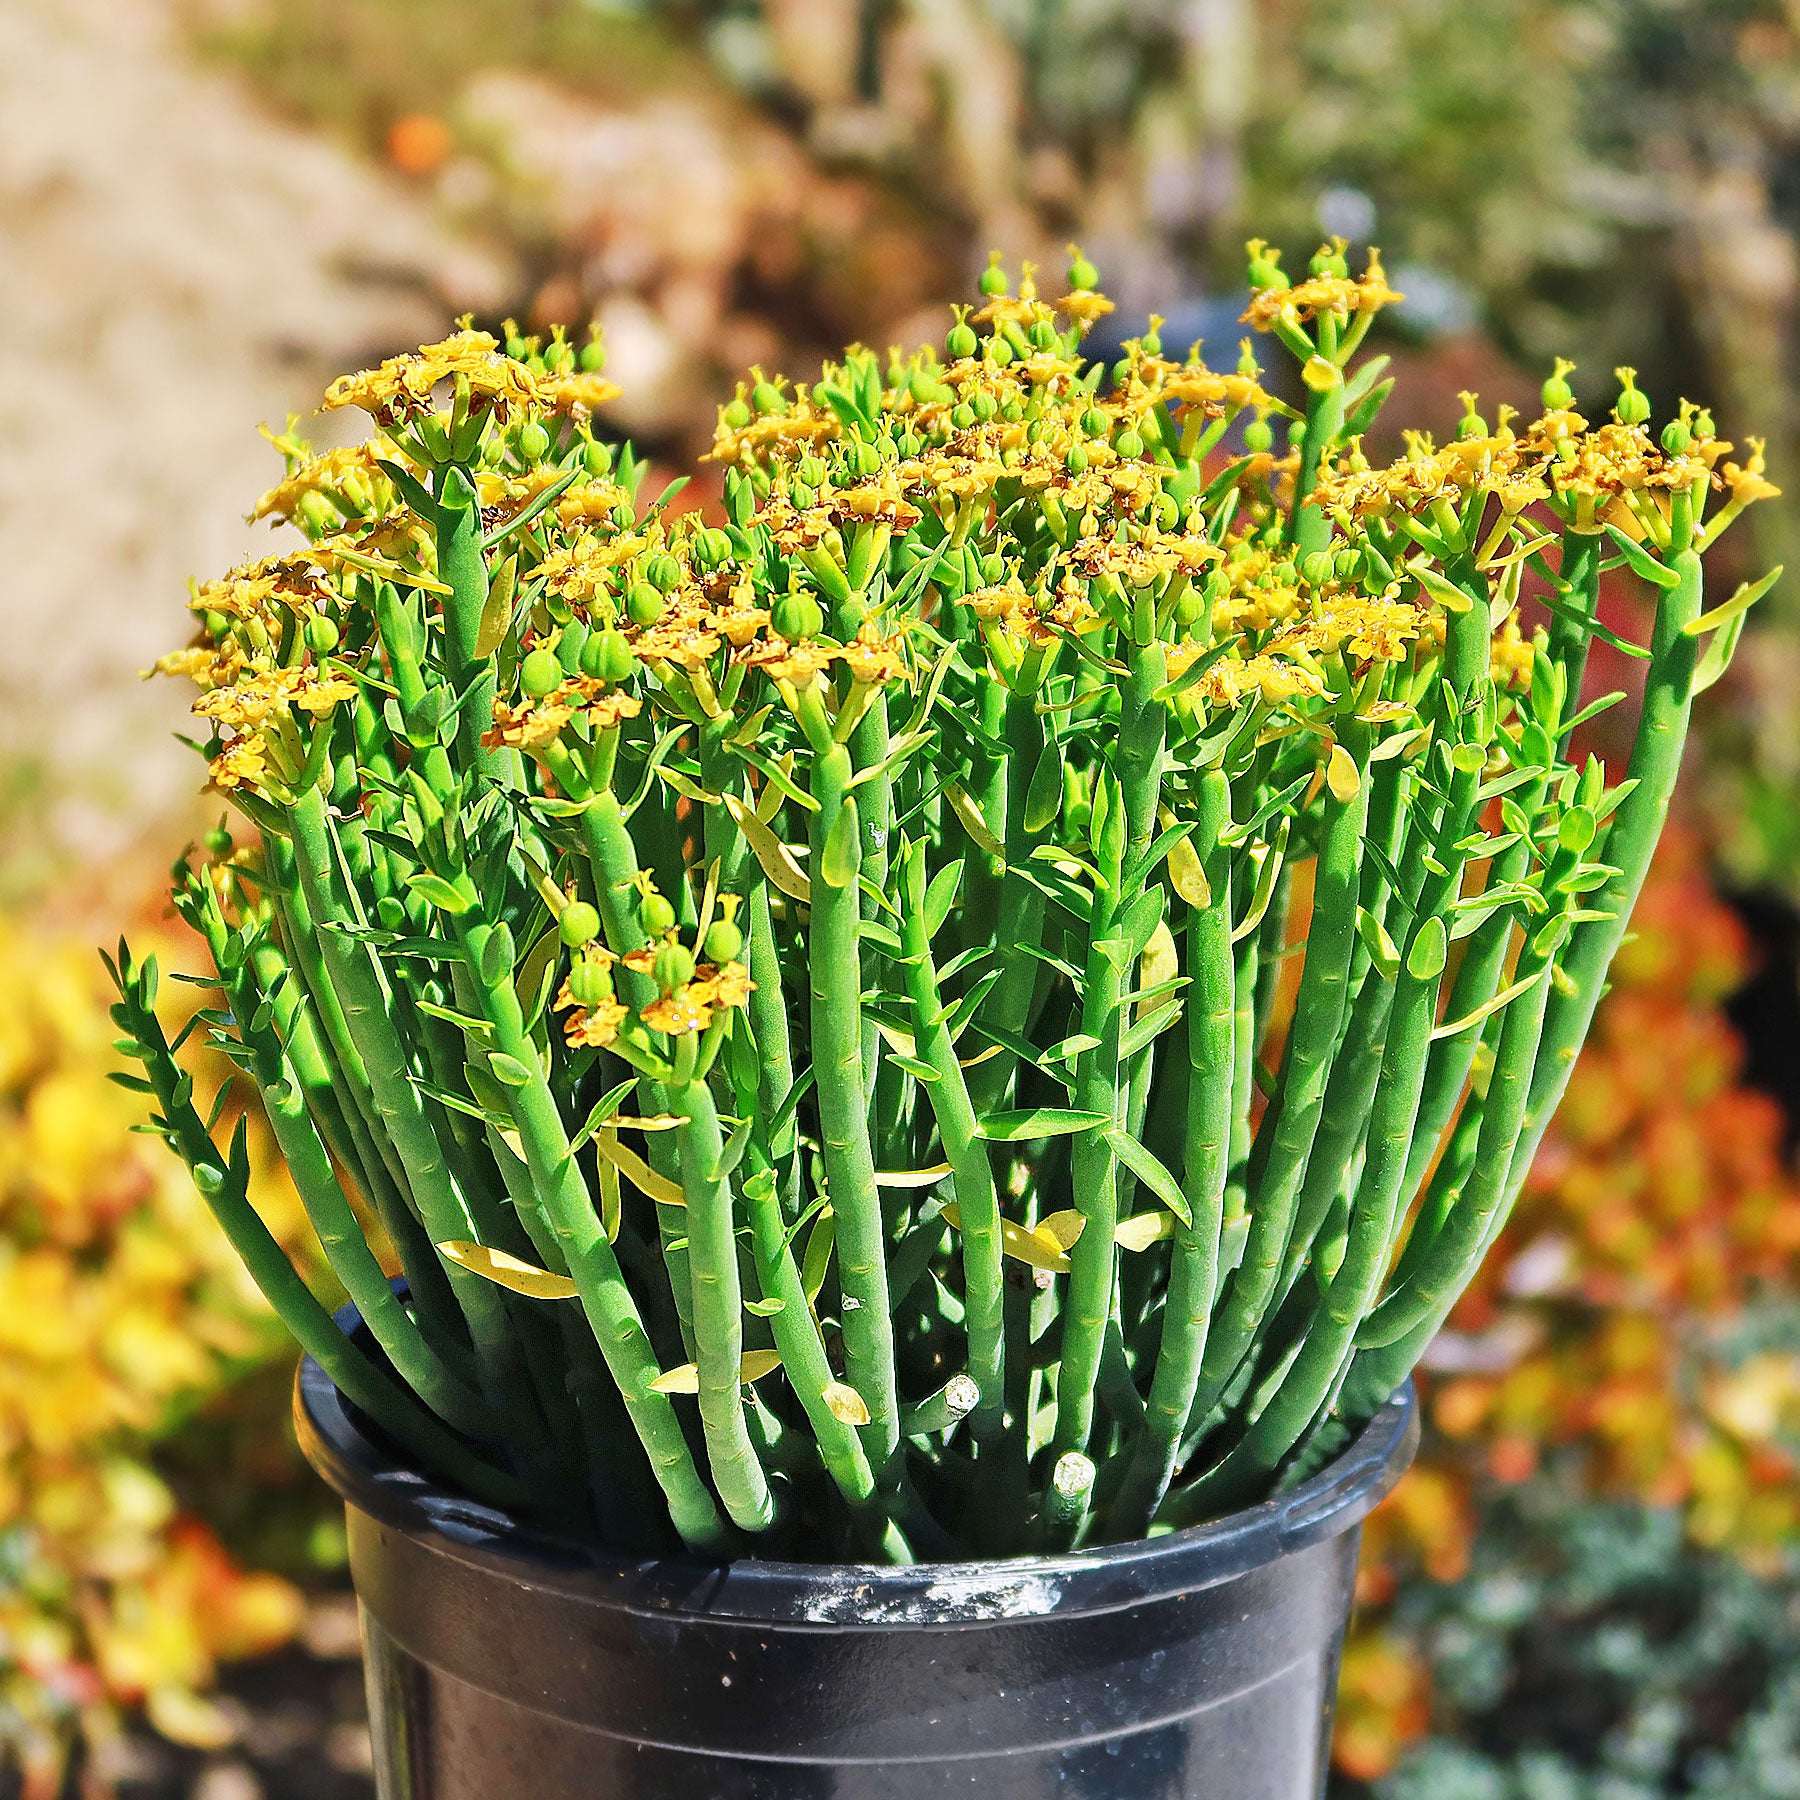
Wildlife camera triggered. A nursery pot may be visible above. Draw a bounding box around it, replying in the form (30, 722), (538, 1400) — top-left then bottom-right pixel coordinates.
(297, 1320), (1416, 1800)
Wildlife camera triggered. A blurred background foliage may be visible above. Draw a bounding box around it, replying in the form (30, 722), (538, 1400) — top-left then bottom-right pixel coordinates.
(5, 0), (1800, 1791)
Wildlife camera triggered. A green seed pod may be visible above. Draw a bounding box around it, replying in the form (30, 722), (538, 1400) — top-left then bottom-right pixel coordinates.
(693, 526), (734, 568)
(567, 957), (614, 1009)
(703, 919), (744, 964)
(559, 901), (602, 948)
(1140, 325), (1163, 357)
(946, 321), (978, 359)
(772, 593), (823, 641)
(578, 336), (606, 373)
(980, 551), (1005, 584)
(989, 337), (1015, 369)
(1028, 319), (1060, 351)
(722, 397), (753, 429)
(1065, 443), (1089, 476)
(478, 432), (507, 469)
(978, 257), (1009, 297)
(1175, 589), (1203, 630)
(626, 582), (666, 628)
(1080, 407), (1107, 438)
(1613, 368), (1650, 426)
(1154, 492), (1179, 530)
(581, 628), (635, 684)
(1243, 417), (1274, 454)
(520, 647), (564, 699)
(639, 890), (677, 937)
(1067, 250), (1099, 292)
(951, 403), (975, 430)
(798, 455), (827, 488)
(1661, 419), (1692, 455)
(1693, 409), (1715, 438)
(645, 553), (682, 593)
(1334, 547), (1364, 583)
(303, 611), (340, 655)
(1299, 550), (1335, 588)
(653, 942), (695, 994)
(752, 381), (786, 415)
(582, 438), (613, 476)
(1542, 358), (1576, 411)
(295, 490), (338, 536)
(505, 333), (531, 360)
(203, 823), (233, 856)
(1115, 427), (1145, 460)
(971, 389), (998, 421)
(790, 482), (816, 509)
(518, 419), (552, 462)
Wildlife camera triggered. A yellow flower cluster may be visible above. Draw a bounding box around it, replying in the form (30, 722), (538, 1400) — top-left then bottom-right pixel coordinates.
(0, 915), (309, 1786)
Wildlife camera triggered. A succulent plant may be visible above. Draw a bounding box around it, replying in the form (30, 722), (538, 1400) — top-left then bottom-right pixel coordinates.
(111, 243), (1778, 1561)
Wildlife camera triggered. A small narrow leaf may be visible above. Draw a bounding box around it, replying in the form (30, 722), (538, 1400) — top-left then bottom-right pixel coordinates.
(1406, 916), (1449, 982)
(976, 1107), (1111, 1141)
(409, 872), (470, 915)
(1104, 1127), (1193, 1228)
(1604, 523), (1682, 589)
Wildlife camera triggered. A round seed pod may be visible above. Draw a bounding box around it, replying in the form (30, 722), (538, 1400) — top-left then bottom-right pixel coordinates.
(520, 647), (564, 700)
(703, 919), (744, 965)
(1300, 551), (1335, 589)
(772, 593), (824, 641)
(1115, 427), (1145, 460)
(567, 957), (614, 1009)
(518, 420), (551, 462)
(653, 942), (695, 994)
(559, 901), (602, 948)
(1243, 417), (1273, 454)
(1067, 251), (1099, 292)
(578, 337), (606, 373)
(581, 629), (635, 684)
(304, 611), (340, 655)
(947, 321), (978, 359)
(626, 582), (666, 628)
(1661, 420), (1692, 455)
(722, 398), (753, 429)
(295, 490), (338, 536)
(644, 553), (682, 593)
(639, 891), (677, 937)
(751, 381), (786, 415)
(582, 438), (613, 476)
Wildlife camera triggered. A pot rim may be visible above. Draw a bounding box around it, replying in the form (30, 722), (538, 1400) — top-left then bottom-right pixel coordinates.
(297, 1306), (1417, 1627)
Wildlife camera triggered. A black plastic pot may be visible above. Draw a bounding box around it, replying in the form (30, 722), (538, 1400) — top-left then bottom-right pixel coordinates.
(297, 1333), (1416, 1800)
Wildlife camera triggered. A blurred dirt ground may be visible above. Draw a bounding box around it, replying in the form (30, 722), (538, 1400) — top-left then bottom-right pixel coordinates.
(0, 0), (513, 900)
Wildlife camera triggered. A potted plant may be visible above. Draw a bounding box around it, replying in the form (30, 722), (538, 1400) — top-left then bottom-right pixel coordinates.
(110, 240), (1778, 1798)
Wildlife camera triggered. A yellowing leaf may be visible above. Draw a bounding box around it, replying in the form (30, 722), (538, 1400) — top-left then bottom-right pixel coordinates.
(874, 1162), (953, 1188)
(943, 782), (1003, 858)
(1165, 831), (1211, 908)
(941, 1202), (1079, 1274)
(1117, 1212), (1176, 1252)
(650, 1350), (784, 1395)
(438, 1240), (579, 1300)
(594, 1128), (686, 1208)
(723, 792), (811, 902)
(1035, 1209), (1087, 1253)
(1326, 743), (1361, 804)
(1137, 920), (1179, 1021)
(824, 1381), (871, 1425)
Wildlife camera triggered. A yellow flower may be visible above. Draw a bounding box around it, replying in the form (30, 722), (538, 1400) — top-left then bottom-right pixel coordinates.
(323, 330), (542, 424)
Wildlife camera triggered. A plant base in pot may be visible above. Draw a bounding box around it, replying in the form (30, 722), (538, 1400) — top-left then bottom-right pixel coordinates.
(298, 1325), (1417, 1800)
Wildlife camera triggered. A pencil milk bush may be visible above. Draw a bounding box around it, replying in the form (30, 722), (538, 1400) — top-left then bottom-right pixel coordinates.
(112, 241), (1781, 1562)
